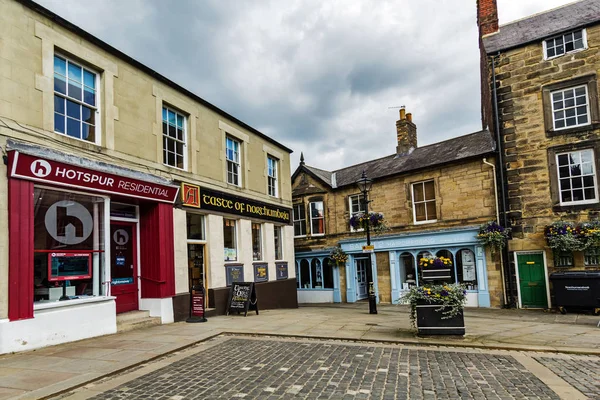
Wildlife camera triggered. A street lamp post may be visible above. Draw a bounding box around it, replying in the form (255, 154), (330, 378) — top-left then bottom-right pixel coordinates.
(356, 170), (377, 315)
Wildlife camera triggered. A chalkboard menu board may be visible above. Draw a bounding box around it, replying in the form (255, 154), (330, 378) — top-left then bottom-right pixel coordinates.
(226, 282), (259, 316)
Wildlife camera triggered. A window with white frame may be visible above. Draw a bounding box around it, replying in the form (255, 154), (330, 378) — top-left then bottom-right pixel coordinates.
(223, 219), (237, 261)
(551, 85), (590, 130)
(545, 29), (586, 59)
(252, 223), (263, 261)
(293, 204), (306, 237)
(555, 251), (573, 267)
(584, 247), (600, 266)
(54, 55), (98, 143)
(267, 156), (278, 197)
(310, 201), (325, 236)
(162, 106), (186, 169)
(349, 194), (365, 231)
(556, 149), (598, 205)
(412, 180), (437, 223)
(274, 225), (284, 260)
(226, 137), (241, 186)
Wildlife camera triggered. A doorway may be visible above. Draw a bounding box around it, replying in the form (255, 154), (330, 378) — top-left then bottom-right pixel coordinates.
(355, 258), (369, 300)
(516, 252), (549, 309)
(187, 243), (205, 291)
(110, 221), (139, 313)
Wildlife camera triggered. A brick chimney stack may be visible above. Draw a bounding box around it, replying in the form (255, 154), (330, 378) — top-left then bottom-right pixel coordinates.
(396, 108), (417, 156)
(477, 0), (499, 36)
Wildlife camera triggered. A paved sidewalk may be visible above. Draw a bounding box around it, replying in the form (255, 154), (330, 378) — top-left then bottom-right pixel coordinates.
(0, 304), (598, 400)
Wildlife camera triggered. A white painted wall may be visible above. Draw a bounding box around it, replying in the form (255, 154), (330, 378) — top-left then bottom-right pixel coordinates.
(0, 298), (117, 354)
(208, 214), (226, 287)
(283, 225), (296, 279)
(298, 290), (334, 303)
(140, 297), (174, 324)
(173, 208), (189, 295)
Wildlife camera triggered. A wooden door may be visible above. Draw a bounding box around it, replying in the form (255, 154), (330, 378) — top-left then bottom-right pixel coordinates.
(110, 222), (139, 313)
(356, 258), (368, 300)
(517, 253), (548, 308)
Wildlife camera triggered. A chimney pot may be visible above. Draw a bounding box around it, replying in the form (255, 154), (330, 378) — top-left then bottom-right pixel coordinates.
(406, 113), (412, 123)
(400, 108), (406, 120)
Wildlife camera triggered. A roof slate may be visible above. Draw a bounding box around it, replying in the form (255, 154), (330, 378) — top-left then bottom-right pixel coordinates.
(304, 166), (333, 186)
(483, 0), (600, 54)
(301, 129), (495, 189)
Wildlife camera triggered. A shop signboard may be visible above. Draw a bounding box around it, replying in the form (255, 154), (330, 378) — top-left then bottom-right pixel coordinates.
(254, 263), (268, 282)
(180, 184), (292, 224)
(226, 265), (244, 287)
(276, 262), (288, 280)
(10, 152), (179, 203)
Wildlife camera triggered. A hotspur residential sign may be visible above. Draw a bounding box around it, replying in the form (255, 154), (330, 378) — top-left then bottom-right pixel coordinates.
(10, 152), (179, 203)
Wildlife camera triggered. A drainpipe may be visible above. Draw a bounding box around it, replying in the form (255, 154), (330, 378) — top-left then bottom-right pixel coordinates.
(482, 157), (507, 306)
(491, 52), (515, 308)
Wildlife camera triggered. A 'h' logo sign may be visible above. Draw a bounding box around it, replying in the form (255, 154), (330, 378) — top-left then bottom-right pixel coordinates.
(31, 159), (52, 178)
(181, 183), (200, 208)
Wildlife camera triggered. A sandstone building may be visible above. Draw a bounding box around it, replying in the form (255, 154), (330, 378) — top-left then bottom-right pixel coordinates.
(479, 0), (600, 308)
(292, 109), (504, 308)
(0, 0), (295, 354)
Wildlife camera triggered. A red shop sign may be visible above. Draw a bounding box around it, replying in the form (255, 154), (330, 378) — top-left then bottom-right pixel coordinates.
(10, 152), (179, 203)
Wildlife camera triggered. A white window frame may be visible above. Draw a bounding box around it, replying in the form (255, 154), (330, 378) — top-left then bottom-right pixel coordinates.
(267, 156), (278, 197)
(556, 149), (599, 206)
(53, 53), (100, 144)
(550, 85), (591, 131)
(349, 193), (365, 232)
(226, 137), (241, 186)
(162, 105), (188, 170)
(309, 201), (325, 236)
(293, 204), (306, 238)
(251, 222), (263, 261)
(274, 225), (284, 261)
(223, 218), (238, 262)
(411, 180), (437, 224)
(543, 29), (587, 60)
(584, 247), (600, 266)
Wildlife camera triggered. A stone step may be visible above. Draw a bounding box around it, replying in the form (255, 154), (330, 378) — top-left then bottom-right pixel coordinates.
(116, 310), (161, 332)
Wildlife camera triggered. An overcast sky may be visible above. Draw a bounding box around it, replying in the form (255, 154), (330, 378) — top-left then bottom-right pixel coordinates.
(36, 0), (574, 171)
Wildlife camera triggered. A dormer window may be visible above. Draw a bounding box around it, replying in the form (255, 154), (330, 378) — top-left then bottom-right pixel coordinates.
(544, 29), (586, 59)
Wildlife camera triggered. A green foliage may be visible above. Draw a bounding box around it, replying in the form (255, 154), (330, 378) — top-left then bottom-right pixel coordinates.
(400, 284), (467, 328)
(329, 246), (348, 265)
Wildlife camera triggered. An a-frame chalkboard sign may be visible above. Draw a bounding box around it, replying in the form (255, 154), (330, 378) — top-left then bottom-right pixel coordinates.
(226, 282), (259, 316)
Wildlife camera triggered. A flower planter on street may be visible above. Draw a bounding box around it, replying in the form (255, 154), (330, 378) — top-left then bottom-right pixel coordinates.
(415, 299), (465, 336)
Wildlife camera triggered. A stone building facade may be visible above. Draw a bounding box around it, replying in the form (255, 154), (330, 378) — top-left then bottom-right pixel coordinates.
(479, 0), (600, 309)
(0, 0), (295, 354)
(292, 109), (504, 308)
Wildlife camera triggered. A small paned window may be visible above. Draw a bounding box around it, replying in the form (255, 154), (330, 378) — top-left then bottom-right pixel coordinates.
(274, 225), (283, 260)
(545, 30), (586, 59)
(162, 106), (186, 169)
(267, 156), (278, 197)
(412, 180), (437, 223)
(223, 219), (237, 261)
(186, 214), (205, 241)
(584, 248), (600, 266)
(310, 201), (325, 235)
(555, 251), (573, 267)
(293, 204), (306, 237)
(226, 137), (241, 186)
(252, 223), (262, 261)
(54, 55), (97, 142)
(556, 149), (598, 205)
(551, 85), (590, 130)
(349, 194), (365, 232)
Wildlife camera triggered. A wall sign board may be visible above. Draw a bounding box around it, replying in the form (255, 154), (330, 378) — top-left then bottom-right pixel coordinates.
(254, 263), (268, 282)
(276, 262), (288, 280)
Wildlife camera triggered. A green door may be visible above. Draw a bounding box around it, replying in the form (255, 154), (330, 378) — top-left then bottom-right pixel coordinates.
(517, 253), (548, 308)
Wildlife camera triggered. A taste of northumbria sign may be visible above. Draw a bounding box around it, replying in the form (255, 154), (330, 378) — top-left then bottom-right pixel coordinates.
(180, 183), (292, 225)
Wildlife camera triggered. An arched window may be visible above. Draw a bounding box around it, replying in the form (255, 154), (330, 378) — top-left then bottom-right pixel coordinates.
(295, 261), (300, 288)
(300, 259), (310, 289)
(456, 249), (477, 290)
(416, 251), (432, 284)
(311, 259), (322, 288)
(399, 252), (416, 288)
(322, 258), (334, 289)
(436, 249), (456, 283)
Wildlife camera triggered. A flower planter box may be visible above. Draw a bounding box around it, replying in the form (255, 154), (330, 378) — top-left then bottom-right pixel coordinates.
(421, 268), (453, 282)
(415, 299), (465, 336)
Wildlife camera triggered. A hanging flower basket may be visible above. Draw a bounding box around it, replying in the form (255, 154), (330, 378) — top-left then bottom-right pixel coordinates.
(329, 246), (348, 267)
(400, 284), (467, 335)
(545, 221), (586, 252)
(579, 221), (600, 249)
(349, 212), (387, 233)
(477, 221), (510, 255)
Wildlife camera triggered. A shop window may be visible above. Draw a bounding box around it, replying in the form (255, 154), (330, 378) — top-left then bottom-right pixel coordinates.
(456, 249), (478, 290)
(349, 194), (365, 232)
(293, 203), (306, 237)
(556, 149), (598, 205)
(296, 257), (333, 289)
(412, 180), (437, 224)
(226, 137), (241, 186)
(299, 259), (310, 288)
(267, 156), (278, 197)
(555, 251), (573, 267)
(584, 248), (600, 266)
(33, 188), (106, 303)
(399, 252), (416, 289)
(274, 225), (284, 260)
(54, 55), (98, 143)
(162, 106), (187, 170)
(295, 261), (300, 288)
(436, 249), (457, 283)
(310, 201), (325, 236)
(186, 213), (205, 240)
(223, 218), (237, 261)
(416, 251), (432, 285)
(322, 258), (334, 289)
(252, 223), (263, 261)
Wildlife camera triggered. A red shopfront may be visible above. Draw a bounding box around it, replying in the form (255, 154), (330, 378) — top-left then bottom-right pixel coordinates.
(7, 150), (179, 321)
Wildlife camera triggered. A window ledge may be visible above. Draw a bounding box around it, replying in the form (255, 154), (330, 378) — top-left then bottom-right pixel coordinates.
(34, 295), (116, 312)
(224, 262), (243, 266)
(413, 219), (437, 225)
(552, 202), (600, 212)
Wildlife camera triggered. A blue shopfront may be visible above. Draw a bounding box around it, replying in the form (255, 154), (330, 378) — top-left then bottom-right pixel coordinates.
(294, 226), (492, 307)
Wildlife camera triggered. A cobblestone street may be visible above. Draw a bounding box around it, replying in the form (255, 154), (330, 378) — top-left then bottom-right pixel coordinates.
(56, 336), (597, 400)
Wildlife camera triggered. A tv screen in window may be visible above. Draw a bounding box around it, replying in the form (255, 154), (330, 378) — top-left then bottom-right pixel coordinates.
(48, 252), (92, 281)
